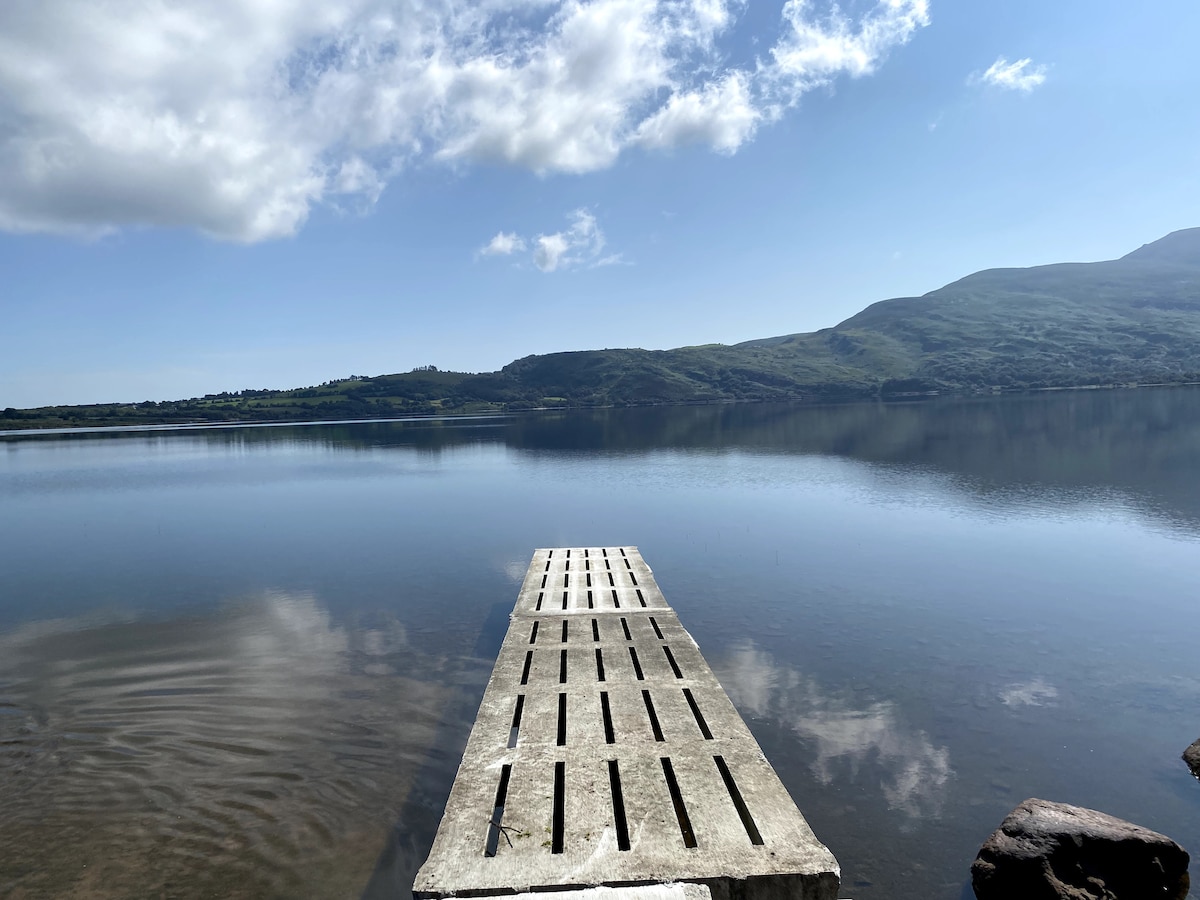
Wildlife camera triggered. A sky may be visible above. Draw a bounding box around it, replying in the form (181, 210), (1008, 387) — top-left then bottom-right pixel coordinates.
(1, 0), (1198, 408)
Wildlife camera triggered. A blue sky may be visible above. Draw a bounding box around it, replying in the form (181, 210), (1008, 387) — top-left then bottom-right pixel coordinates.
(2, 0), (1198, 408)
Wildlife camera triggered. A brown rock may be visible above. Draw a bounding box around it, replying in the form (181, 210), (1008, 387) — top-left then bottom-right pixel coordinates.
(971, 798), (1189, 900)
(1184, 738), (1200, 780)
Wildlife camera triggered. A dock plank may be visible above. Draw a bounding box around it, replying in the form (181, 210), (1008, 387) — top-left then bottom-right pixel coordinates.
(413, 547), (840, 900)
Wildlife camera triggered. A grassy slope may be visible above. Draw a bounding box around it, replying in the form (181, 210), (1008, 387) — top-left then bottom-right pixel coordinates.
(5, 229), (1200, 429)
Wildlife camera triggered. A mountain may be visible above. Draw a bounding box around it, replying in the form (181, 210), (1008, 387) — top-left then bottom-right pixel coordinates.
(496, 226), (1200, 401)
(6, 228), (1200, 429)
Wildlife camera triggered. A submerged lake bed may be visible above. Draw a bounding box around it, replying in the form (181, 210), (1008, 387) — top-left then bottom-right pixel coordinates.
(2, 391), (1199, 899)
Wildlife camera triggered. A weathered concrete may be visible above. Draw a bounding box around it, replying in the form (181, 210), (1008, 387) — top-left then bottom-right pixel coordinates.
(971, 798), (1190, 900)
(414, 547), (840, 900)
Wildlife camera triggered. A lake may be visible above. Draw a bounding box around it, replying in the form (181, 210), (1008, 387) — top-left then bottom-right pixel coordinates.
(2, 390), (1199, 900)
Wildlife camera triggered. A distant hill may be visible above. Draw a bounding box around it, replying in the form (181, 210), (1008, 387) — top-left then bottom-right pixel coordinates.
(6, 228), (1200, 430)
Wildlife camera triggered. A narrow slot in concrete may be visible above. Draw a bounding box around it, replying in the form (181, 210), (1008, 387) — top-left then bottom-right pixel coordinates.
(595, 648), (606, 682)
(484, 763), (512, 857)
(608, 760), (631, 851)
(714, 755), (763, 845)
(520, 651), (533, 686)
(508, 695), (525, 748)
(649, 616), (664, 639)
(561, 620), (569, 643)
(620, 617), (632, 641)
(559, 649), (567, 684)
(682, 688), (713, 740)
(561, 591), (568, 611)
(564, 573), (570, 587)
(587, 590), (594, 609)
(608, 572), (615, 587)
(541, 574), (547, 588)
(660, 757), (697, 848)
(629, 647), (644, 680)
(642, 689), (665, 742)
(600, 692), (615, 744)
(636, 589), (646, 607)
(630, 572), (638, 586)
(587, 573), (592, 587)
(557, 693), (567, 746)
(536, 592), (544, 612)
(529, 621), (539, 644)
(612, 590), (620, 608)
(552, 762), (565, 854)
(663, 646), (684, 679)
(591, 618), (600, 641)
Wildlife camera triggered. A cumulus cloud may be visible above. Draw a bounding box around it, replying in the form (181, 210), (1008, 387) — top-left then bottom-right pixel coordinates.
(483, 208), (615, 272)
(634, 71), (761, 152)
(976, 56), (1048, 92)
(0, 0), (931, 242)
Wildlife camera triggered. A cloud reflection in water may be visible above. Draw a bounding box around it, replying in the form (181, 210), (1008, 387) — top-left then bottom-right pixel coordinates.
(999, 678), (1058, 707)
(716, 640), (952, 820)
(0, 591), (474, 899)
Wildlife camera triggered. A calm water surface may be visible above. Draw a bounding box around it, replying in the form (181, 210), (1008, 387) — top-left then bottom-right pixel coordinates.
(2, 391), (1199, 899)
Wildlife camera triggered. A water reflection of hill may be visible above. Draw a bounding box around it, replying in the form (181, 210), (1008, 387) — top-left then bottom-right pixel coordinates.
(502, 389), (1200, 534)
(10, 389), (1199, 533)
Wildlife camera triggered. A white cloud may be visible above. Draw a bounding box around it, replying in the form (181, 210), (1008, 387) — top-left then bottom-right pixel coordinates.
(976, 56), (1048, 92)
(483, 208), (614, 272)
(769, 0), (930, 93)
(534, 208), (607, 271)
(634, 71), (761, 153)
(533, 233), (573, 272)
(0, 0), (931, 242)
(479, 231), (527, 256)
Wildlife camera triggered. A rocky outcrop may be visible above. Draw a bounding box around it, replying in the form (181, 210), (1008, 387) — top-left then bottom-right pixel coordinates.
(971, 798), (1189, 900)
(1185, 738), (1200, 780)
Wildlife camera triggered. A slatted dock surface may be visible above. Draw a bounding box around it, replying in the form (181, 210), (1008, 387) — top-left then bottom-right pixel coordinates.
(413, 547), (840, 900)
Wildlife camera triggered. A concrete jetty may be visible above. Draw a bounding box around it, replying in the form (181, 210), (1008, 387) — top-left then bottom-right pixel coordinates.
(413, 547), (840, 900)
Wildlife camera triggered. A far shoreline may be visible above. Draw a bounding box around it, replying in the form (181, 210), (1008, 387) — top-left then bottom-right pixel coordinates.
(4, 381), (1199, 440)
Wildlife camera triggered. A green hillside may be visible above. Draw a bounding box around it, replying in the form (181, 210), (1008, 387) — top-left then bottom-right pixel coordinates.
(6, 228), (1200, 430)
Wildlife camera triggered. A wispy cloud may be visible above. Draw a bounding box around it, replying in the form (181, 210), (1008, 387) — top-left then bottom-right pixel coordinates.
(0, 0), (931, 242)
(478, 231), (526, 257)
(975, 56), (1049, 92)
(483, 209), (617, 273)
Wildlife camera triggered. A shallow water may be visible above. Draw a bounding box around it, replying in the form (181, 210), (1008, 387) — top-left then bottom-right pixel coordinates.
(2, 390), (1199, 899)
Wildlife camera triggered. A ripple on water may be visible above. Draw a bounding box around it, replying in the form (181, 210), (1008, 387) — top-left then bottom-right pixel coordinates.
(0, 592), (486, 899)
